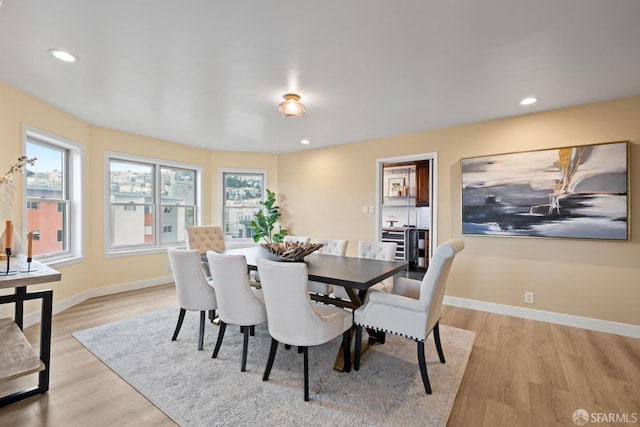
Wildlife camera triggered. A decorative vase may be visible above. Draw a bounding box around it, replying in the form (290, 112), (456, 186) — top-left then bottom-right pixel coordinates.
(0, 226), (23, 257)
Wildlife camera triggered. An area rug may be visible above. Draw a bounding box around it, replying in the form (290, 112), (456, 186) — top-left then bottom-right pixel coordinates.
(73, 307), (475, 427)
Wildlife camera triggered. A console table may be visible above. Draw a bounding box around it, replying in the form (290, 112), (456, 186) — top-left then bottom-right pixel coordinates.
(0, 255), (61, 407)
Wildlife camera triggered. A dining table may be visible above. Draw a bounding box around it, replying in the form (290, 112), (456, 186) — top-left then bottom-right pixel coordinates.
(224, 246), (408, 371)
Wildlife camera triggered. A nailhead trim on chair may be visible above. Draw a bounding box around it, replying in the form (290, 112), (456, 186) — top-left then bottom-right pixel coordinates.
(354, 322), (426, 342)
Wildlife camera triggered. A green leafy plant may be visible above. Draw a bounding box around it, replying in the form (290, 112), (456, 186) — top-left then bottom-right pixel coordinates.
(250, 189), (288, 244)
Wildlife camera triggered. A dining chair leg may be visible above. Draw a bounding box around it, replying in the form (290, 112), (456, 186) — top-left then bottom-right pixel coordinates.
(198, 311), (206, 350)
(433, 322), (446, 363)
(241, 325), (250, 372)
(354, 325), (362, 371)
(297, 346), (304, 354)
(263, 338), (279, 381)
(285, 344), (291, 350)
(303, 346), (309, 401)
(208, 309), (216, 323)
(172, 308), (186, 341)
(342, 330), (351, 373)
(250, 325), (255, 336)
(417, 340), (432, 394)
(212, 321), (227, 358)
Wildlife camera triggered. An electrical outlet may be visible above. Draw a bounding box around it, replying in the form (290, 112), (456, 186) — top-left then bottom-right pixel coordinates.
(524, 291), (534, 304)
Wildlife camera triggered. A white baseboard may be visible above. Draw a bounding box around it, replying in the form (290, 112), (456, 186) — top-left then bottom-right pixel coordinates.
(22, 275), (174, 328)
(19, 282), (639, 339)
(444, 296), (640, 339)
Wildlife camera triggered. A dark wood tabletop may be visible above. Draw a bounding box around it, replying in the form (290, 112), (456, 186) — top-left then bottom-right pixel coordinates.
(225, 246), (408, 291)
(223, 245), (407, 371)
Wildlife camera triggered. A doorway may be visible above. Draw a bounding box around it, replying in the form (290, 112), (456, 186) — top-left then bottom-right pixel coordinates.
(376, 152), (437, 279)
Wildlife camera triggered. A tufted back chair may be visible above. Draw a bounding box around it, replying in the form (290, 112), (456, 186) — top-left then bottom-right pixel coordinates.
(185, 226), (226, 254)
(418, 239), (464, 331)
(308, 239), (348, 296)
(358, 240), (397, 260)
(316, 239), (348, 256)
(352, 239), (464, 394)
(333, 240), (397, 299)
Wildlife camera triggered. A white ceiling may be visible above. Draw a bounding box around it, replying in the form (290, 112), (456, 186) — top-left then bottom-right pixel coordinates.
(1, 1), (640, 154)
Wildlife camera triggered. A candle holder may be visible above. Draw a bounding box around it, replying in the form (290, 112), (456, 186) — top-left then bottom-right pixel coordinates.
(21, 255), (37, 273)
(2, 247), (17, 275)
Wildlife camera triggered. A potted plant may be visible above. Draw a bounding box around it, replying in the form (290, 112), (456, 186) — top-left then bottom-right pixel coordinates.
(250, 190), (324, 261)
(250, 189), (288, 245)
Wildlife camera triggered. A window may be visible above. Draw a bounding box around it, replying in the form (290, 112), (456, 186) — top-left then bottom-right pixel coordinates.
(24, 126), (83, 264)
(106, 153), (201, 253)
(221, 170), (265, 241)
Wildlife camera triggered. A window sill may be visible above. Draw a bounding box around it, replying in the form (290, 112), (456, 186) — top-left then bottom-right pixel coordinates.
(105, 246), (183, 258)
(39, 255), (85, 269)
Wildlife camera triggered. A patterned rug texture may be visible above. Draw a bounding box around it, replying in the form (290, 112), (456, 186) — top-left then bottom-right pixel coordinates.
(73, 307), (475, 427)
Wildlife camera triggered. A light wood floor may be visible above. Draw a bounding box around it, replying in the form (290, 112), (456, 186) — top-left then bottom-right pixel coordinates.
(1, 284), (639, 427)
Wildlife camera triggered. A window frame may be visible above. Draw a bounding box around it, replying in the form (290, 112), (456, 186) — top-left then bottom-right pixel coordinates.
(22, 125), (84, 267)
(219, 168), (267, 247)
(105, 152), (203, 256)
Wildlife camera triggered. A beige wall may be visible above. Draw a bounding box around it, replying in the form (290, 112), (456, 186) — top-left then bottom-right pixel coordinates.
(279, 96), (640, 326)
(0, 82), (278, 316)
(2, 80), (639, 328)
(1, 82), (92, 317)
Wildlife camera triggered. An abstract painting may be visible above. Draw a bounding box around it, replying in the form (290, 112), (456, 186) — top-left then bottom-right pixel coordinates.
(461, 141), (629, 240)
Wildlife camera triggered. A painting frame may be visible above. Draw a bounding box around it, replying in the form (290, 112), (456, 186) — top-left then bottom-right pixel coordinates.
(388, 177), (406, 197)
(461, 141), (629, 240)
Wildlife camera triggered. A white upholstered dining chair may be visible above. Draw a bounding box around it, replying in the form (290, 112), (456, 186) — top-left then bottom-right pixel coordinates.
(206, 251), (267, 372)
(353, 239), (464, 394)
(307, 239), (348, 296)
(167, 247), (218, 350)
(256, 257), (353, 401)
(333, 240), (397, 300)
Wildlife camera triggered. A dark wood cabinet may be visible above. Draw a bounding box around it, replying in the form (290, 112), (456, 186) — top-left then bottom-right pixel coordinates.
(416, 161), (430, 207)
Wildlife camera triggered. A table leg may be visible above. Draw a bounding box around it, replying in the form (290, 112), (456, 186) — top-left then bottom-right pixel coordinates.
(333, 287), (381, 372)
(15, 286), (26, 330)
(38, 290), (53, 393)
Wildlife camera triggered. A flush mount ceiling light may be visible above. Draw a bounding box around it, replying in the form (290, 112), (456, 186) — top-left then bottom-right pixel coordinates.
(301, 139), (310, 145)
(49, 49), (78, 63)
(278, 93), (306, 119)
(520, 97), (539, 106)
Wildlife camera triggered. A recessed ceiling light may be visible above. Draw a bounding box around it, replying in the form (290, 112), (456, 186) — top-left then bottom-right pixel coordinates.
(301, 139), (310, 145)
(49, 49), (78, 63)
(520, 97), (538, 106)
